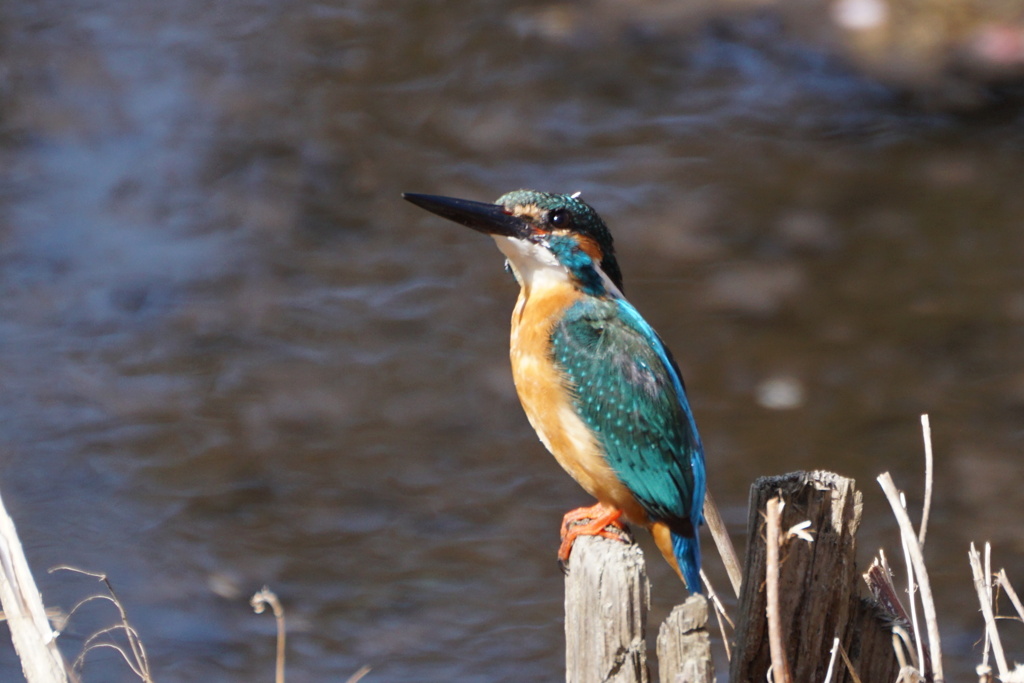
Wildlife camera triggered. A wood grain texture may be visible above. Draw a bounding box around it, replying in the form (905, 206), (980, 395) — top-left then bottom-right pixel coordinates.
(657, 595), (714, 683)
(729, 471), (900, 683)
(564, 533), (649, 683)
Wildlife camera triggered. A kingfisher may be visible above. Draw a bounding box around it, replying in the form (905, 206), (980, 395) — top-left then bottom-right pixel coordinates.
(403, 189), (706, 593)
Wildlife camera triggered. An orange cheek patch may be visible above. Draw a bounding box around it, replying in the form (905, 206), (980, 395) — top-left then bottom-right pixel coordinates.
(573, 235), (604, 263)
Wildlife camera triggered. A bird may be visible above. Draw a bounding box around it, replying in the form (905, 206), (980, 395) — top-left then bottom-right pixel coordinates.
(403, 189), (706, 593)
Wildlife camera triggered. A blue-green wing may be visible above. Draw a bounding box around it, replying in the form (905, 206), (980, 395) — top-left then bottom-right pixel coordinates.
(551, 297), (705, 529)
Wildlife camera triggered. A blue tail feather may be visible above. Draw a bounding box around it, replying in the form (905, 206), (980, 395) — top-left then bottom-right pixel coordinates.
(672, 531), (702, 594)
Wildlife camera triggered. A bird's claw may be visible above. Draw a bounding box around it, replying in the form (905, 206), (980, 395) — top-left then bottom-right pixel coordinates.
(557, 508), (631, 574)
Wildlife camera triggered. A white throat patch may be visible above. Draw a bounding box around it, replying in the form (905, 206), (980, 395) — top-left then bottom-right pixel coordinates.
(491, 235), (623, 298)
(492, 235), (568, 289)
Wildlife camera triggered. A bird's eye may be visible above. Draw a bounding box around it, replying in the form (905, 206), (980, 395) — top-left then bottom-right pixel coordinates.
(549, 208), (570, 227)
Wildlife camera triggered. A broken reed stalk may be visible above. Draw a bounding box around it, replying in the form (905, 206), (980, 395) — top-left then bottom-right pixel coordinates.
(967, 546), (1024, 682)
(997, 569), (1024, 621)
(700, 568), (734, 662)
(344, 665), (372, 683)
(897, 496), (926, 676)
(0, 487), (68, 683)
(48, 566), (152, 681)
(822, 637), (841, 683)
(969, 543), (1008, 678)
(918, 414), (934, 546)
(703, 489), (742, 598)
(982, 544), (994, 674)
(764, 496), (792, 683)
(877, 472), (944, 683)
(251, 587), (287, 683)
(836, 642), (863, 683)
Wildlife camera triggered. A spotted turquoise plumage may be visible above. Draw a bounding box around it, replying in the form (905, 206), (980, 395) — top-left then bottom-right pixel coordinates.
(551, 297), (705, 591)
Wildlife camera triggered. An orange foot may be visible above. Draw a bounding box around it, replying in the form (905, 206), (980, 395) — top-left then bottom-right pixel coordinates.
(557, 502), (628, 572)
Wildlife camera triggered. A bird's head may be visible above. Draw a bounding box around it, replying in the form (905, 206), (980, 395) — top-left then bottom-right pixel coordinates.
(403, 189), (624, 296)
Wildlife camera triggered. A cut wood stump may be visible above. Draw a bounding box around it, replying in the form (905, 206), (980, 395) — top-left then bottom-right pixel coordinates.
(729, 470), (900, 683)
(657, 595), (714, 683)
(564, 532), (649, 683)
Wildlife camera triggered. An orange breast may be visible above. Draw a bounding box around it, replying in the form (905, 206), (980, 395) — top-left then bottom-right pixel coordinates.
(508, 282), (649, 525)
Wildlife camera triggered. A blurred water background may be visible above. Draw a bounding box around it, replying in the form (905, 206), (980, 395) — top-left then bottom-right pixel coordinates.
(3, 0), (1024, 680)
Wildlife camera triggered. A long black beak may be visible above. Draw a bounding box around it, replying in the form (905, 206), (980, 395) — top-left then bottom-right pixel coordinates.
(403, 193), (527, 238)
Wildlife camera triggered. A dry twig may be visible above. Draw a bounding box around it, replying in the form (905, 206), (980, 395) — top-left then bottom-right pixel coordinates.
(898, 492), (925, 675)
(49, 566), (152, 682)
(703, 489), (742, 598)
(835, 639), (863, 683)
(877, 472), (944, 683)
(251, 587), (286, 683)
(345, 665), (372, 683)
(918, 414), (933, 547)
(969, 543), (1008, 679)
(997, 570), (1024, 623)
(764, 496), (791, 683)
(822, 636), (840, 683)
(0, 489), (68, 683)
(699, 568), (733, 662)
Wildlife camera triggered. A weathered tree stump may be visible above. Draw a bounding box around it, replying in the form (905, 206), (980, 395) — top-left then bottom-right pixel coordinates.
(564, 533), (649, 683)
(729, 470), (900, 683)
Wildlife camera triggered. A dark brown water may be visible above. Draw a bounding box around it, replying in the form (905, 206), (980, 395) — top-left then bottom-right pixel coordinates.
(3, 1), (1024, 681)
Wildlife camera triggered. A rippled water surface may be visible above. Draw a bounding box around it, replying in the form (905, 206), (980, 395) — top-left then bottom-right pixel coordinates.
(3, 1), (1024, 681)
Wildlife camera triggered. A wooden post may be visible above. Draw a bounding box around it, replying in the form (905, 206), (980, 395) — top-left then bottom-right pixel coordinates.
(729, 471), (900, 683)
(657, 595), (714, 683)
(563, 471), (903, 683)
(564, 533), (649, 683)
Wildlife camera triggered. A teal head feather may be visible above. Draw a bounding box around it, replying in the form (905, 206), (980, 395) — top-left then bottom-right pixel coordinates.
(495, 189), (624, 294)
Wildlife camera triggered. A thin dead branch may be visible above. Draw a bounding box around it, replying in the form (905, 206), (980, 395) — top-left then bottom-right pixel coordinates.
(345, 665), (372, 683)
(982, 545), (994, 670)
(700, 568), (733, 662)
(0, 488), (68, 683)
(835, 639), (863, 683)
(969, 543), (1008, 678)
(877, 472), (944, 683)
(251, 586), (286, 683)
(49, 566), (151, 682)
(764, 496), (791, 683)
(703, 488), (742, 598)
(898, 492), (925, 677)
(918, 414), (933, 547)
(822, 636), (840, 683)
(997, 570), (1024, 623)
